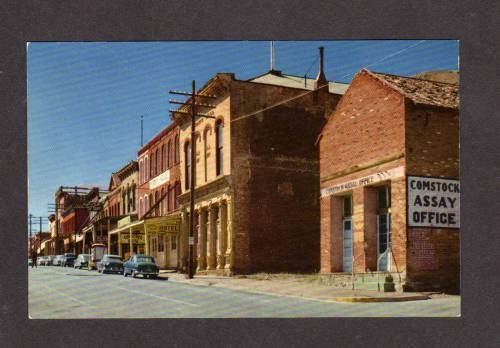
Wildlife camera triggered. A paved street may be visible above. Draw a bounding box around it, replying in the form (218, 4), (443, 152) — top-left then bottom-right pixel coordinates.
(29, 267), (460, 318)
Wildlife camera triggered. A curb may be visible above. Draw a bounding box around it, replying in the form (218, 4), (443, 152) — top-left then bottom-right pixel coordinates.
(329, 295), (430, 303)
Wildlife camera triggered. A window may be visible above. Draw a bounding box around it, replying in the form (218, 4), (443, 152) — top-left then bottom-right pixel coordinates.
(158, 236), (164, 252)
(144, 195), (149, 214)
(343, 195), (352, 217)
(174, 135), (180, 163)
(139, 198), (143, 216)
(185, 141), (191, 190)
(122, 191), (126, 214)
(171, 235), (177, 250)
(167, 140), (172, 168)
(203, 128), (209, 182)
(139, 160), (144, 184)
(215, 119), (223, 176)
(154, 191), (159, 216)
(160, 188), (164, 214)
(149, 153), (154, 179)
(161, 144), (165, 173)
(174, 182), (180, 209)
(155, 149), (160, 176)
(132, 183), (136, 211)
(378, 186), (391, 212)
(167, 187), (172, 212)
(144, 156), (149, 182)
(149, 193), (153, 215)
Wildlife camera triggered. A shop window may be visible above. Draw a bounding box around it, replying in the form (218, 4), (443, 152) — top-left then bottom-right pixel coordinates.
(377, 185), (392, 271)
(158, 236), (164, 252)
(378, 186), (391, 212)
(171, 235), (177, 250)
(215, 119), (223, 176)
(185, 141), (191, 190)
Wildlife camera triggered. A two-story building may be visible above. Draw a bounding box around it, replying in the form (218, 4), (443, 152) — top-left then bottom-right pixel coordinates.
(171, 47), (348, 275)
(319, 69), (459, 292)
(135, 123), (182, 269)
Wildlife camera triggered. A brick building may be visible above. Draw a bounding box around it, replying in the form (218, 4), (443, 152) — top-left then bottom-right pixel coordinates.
(319, 69), (459, 292)
(171, 48), (348, 275)
(133, 123), (182, 268)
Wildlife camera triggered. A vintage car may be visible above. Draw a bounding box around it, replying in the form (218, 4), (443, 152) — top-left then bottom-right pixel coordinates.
(53, 255), (64, 266)
(74, 254), (89, 269)
(61, 253), (76, 267)
(97, 254), (124, 274)
(123, 254), (159, 279)
(37, 256), (48, 266)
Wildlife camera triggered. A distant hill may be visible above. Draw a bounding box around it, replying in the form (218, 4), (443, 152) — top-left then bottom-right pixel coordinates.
(413, 70), (459, 84)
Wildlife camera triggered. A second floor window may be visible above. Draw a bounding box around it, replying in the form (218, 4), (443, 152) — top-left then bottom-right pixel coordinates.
(145, 156), (149, 182)
(161, 145), (165, 172)
(155, 149), (160, 176)
(215, 119), (224, 176)
(167, 140), (172, 168)
(174, 135), (180, 164)
(185, 141), (191, 190)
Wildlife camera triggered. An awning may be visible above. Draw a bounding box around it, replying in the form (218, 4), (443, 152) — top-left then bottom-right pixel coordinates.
(108, 220), (144, 235)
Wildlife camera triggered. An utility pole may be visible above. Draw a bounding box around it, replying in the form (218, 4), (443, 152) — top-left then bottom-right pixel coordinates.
(29, 214), (32, 255)
(169, 80), (216, 279)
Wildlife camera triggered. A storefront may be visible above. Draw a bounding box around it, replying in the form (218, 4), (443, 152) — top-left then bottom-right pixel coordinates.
(144, 215), (181, 269)
(319, 69), (459, 292)
(107, 216), (145, 260)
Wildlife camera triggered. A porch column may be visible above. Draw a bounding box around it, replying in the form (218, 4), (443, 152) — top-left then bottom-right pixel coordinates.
(217, 201), (227, 270)
(207, 204), (217, 270)
(197, 209), (207, 271)
(180, 209), (189, 271)
(129, 227), (133, 256)
(145, 223), (149, 255)
(118, 233), (122, 258)
(224, 197), (233, 270)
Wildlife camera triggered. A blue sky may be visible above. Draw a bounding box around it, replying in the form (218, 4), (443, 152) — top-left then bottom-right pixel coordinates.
(27, 40), (458, 232)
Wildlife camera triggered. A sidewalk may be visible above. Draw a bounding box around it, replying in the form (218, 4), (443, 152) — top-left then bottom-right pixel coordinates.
(158, 271), (433, 303)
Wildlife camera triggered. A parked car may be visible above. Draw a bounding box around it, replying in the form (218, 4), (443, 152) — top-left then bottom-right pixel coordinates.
(123, 254), (159, 279)
(61, 253), (76, 267)
(36, 256), (46, 266)
(74, 254), (89, 269)
(47, 255), (56, 266)
(97, 254), (124, 274)
(53, 255), (64, 266)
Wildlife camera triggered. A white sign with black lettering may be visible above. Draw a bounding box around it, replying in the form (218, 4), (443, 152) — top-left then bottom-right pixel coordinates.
(408, 176), (460, 228)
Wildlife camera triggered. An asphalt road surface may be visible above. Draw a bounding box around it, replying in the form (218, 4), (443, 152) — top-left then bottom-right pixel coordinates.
(28, 266), (460, 318)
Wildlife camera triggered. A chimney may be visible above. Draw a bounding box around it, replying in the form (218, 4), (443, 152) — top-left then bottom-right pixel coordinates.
(315, 46), (327, 87)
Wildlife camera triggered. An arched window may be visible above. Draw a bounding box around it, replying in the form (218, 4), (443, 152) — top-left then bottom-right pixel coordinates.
(139, 197), (143, 217)
(174, 135), (180, 164)
(203, 128), (209, 182)
(144, 156), (149, 182)
(149, 193), (153, 216)
(155, 148), (160, 176)
(167, 140), (172, 168)
(184, 141), (191, 190)
(150, 152), (155, 178)
(161, 145), (165, 172)
(127, 186), (131, 213)
(215, 119), (224, 176)
(139, 159), (144, 184)
(144, 195), (149, 214)
(154, 191), (159, 216)
(167, 186), (172, 212)
(131, 182), (136, 211)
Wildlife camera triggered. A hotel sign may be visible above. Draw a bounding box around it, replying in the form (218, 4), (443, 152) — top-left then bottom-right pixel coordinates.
(145, 216), (180, 234)
(149, 170), (170, 190)
(408, 176), (460, 228)
(320, 166), (405, 198)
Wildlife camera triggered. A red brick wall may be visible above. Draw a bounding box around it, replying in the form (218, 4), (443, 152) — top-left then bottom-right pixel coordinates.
(231, 80), (340, 273)
(405, 103), (460, 292)
(320, 71), (405, 179)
